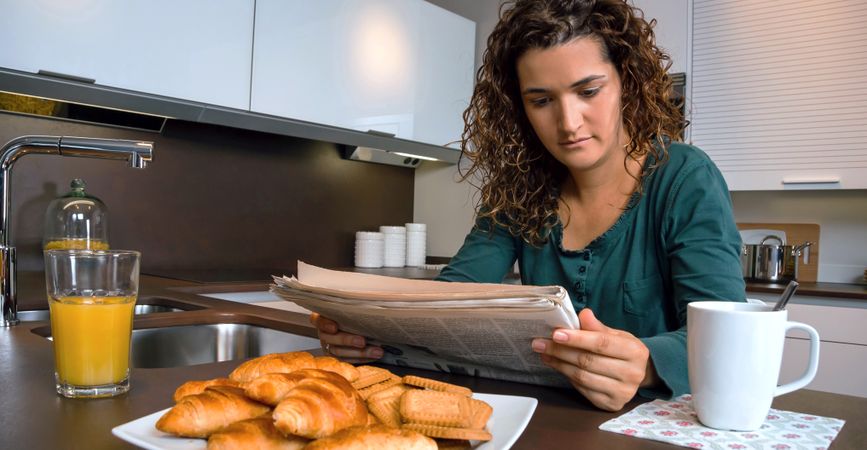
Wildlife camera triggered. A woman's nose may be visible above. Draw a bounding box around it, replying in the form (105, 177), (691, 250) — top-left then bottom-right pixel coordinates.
(558, 99), (583, 132)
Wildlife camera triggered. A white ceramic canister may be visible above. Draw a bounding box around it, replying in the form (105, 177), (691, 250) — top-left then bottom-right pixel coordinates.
(405, 223), (427, 267)
(379, 226), (406, 267)
(354, 231), (384, 268)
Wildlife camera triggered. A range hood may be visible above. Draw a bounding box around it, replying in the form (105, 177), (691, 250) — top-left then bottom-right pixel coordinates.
(0, 68), (460, 165)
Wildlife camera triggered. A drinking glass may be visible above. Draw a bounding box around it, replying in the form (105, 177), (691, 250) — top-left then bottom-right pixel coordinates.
(44, 249), (140, 398)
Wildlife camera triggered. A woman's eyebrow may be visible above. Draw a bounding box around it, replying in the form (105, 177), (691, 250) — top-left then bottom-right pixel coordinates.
(521, 74), (607, 95)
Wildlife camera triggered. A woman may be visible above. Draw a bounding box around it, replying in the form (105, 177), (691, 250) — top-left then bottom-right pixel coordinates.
(313, 0), (745, 411)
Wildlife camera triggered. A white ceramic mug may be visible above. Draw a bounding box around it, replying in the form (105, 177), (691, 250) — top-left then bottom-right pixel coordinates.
(687, 300), (820, 431)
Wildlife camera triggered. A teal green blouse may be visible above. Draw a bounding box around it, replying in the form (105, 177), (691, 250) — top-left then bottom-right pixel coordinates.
(436, 143), (746, 399)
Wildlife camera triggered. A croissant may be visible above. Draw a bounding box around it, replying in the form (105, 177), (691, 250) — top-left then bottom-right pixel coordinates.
(155, 386), (271, 438)
(173, 378), (242, 402)
(245, 368), (350, 406)
(272, 375), (369, 439)
(206, 417), (309, 450)
(303, 425), (437, 450)
(314, 356), (360, 382)
(229, 352), (316, 383)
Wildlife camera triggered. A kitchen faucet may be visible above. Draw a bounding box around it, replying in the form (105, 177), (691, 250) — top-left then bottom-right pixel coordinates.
(0, 136), (153, 326)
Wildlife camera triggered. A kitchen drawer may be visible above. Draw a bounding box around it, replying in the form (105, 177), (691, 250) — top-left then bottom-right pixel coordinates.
(781, 338), (867, 398)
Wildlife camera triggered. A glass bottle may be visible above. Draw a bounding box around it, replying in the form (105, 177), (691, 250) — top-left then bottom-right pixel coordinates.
(43, 178), (110, 250)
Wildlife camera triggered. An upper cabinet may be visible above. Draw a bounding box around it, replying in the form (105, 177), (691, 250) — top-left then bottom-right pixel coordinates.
(690, 0), (867, 190)
(0, 0), (255, 110)
(251, 0), (475, 148)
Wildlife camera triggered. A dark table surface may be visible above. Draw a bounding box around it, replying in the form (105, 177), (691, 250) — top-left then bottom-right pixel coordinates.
(3, 273), (866, 450)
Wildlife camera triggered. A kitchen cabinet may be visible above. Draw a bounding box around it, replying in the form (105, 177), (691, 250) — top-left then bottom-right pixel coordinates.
(690, 0), (867, 190)
(0, 0), (254, 110)
(747, 292), (867, 398)
(250, 0), (475, 148)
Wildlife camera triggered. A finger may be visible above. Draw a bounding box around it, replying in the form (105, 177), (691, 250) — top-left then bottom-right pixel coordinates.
(550, 329), (646, 361)
(540, 354), (633, 411)
(541, 352), (622, 392)
(538, 342), (637, 382)
(577, 308), (610, 333)
(320, 331), (367, 349)
(310, 313), (338, 334)
(327, 343), (384, 361)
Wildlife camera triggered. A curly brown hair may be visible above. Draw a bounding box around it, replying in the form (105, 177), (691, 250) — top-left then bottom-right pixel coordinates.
(460, 0), (684, 246)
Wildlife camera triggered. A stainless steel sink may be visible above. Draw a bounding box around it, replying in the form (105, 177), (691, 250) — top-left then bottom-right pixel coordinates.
(128, 323), (321, 368)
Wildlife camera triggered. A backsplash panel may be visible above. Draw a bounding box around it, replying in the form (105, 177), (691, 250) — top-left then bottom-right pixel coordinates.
(1, 111), (414, 279)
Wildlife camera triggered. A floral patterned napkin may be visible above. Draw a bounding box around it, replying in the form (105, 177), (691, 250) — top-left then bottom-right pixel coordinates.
(599, 394), (845, 450)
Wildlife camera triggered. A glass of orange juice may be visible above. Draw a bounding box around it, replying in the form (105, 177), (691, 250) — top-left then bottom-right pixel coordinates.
(44, 249), (140, 398)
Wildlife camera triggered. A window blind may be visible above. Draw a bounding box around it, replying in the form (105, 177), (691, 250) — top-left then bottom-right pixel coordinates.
(690, 0), (867, 184)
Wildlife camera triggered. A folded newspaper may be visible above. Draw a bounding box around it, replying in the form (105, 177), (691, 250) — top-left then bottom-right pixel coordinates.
(270, 262), (580, 388)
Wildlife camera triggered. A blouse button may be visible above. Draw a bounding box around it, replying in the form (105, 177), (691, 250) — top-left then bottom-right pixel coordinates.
(578, 266), (586, 274)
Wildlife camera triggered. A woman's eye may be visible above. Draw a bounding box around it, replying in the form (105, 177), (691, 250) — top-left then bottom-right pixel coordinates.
(581, 87), (601, 97)
(529, 97), (551, 107)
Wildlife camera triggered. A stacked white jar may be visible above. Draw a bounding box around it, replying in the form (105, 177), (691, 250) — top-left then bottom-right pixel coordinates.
(379, 226), (406, 267)
(354, 231), (384, 268)
(405, 223), (427, 267)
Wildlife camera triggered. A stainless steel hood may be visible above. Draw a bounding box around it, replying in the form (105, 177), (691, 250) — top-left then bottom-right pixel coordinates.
(0, 68), (461, 165)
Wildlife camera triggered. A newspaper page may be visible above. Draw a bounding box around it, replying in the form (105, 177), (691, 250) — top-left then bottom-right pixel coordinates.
(270, 262), (580, 388)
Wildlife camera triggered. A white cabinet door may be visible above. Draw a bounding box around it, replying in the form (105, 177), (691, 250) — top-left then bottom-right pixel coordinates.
(690, 0), (867, 190)
(251, 0), (474, 147)
(0, 0), (254, 110)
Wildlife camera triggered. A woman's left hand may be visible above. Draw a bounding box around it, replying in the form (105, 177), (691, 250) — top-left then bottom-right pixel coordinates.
(532, 308), (659, 411)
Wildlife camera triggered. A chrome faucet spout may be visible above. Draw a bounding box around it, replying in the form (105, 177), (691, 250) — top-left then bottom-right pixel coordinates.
(0, 135), (153, 326)
(58, 137), (153, 169)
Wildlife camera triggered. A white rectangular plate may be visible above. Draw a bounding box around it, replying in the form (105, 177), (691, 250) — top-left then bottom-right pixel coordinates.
(113, 392), (537, 450)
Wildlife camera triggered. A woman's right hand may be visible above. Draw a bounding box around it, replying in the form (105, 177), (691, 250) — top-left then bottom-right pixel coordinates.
(310, 312), (384, 363)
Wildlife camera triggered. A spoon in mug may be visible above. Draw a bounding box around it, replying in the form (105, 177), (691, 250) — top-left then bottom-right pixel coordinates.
(773, 280), (799, 311)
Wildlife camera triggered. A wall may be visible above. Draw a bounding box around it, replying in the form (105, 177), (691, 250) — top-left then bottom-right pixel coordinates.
(420, 0), (867, 284)
(1, 111), (414, 280)
(416, 0), (501, 258)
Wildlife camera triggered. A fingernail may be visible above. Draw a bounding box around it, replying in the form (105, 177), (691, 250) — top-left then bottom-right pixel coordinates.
(531, 339), (546, 352)
(352, 337), (365, 347)
(369, 348), (384, 358)
(553, 330), (568, 342)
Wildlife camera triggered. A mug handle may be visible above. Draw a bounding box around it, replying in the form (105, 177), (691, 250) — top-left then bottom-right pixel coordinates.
(775, 321), (821, 396)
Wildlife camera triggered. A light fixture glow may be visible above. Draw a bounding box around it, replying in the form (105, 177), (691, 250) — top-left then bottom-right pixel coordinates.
(392, 152), (438, 161)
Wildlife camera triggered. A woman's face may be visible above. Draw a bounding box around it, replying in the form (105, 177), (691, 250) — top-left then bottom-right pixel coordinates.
(516, 37), (627, 173)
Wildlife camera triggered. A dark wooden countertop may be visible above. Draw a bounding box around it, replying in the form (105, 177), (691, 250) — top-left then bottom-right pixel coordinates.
(3, 273), (866, 449)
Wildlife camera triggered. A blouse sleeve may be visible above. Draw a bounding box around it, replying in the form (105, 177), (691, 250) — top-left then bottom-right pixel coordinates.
(639, 157), (746, 399)
(435, 217), (519, 283)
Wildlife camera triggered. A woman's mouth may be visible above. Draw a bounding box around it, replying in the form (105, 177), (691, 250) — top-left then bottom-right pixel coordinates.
(559, 136), (591, 147)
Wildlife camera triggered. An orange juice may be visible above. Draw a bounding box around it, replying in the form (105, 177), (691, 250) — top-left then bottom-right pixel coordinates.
(44, 239), (110, 251)
(49, 296), (135, 386)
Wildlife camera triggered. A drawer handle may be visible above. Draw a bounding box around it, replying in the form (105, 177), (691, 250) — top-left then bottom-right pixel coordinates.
(781, 177), (841, 185)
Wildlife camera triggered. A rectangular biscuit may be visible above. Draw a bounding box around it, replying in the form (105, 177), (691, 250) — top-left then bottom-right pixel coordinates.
(402, 375), (472, 397)
(352, 366), (394, 390)
(468, 398), (493, 429)
(402, 423), (492, 442)
(368, 395), (402, 428)
(399, 390), (473, 428)
(357, 375), (402, 400)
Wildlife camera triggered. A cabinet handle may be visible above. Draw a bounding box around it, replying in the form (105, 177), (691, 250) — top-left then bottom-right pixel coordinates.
(37, 70), (96, 84)
(781, 176), (841, 185)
